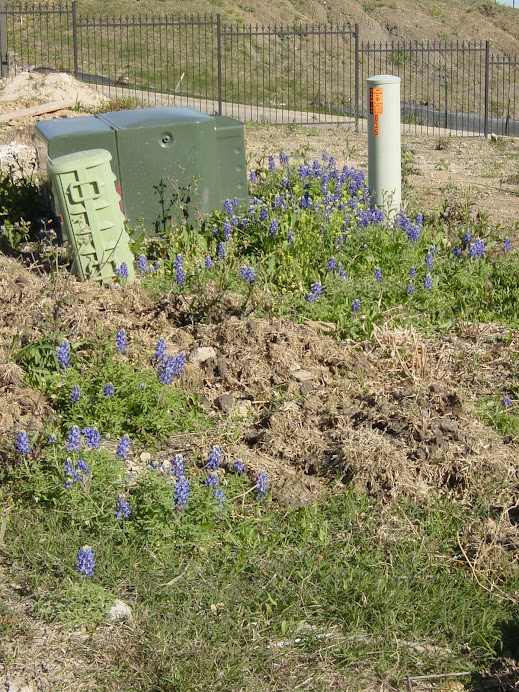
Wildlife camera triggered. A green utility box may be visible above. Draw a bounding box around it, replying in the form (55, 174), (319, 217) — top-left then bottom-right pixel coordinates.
(48, 148), (135, 283)
(35, 107), (248, 235)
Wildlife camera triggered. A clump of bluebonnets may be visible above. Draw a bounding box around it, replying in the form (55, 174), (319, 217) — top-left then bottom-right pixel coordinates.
(15, 430), (30, 457)
(240, 266), (256, 283)
(64, 457), (90, 489)
(160, 352), (186, 384)
(174, 475), (190, 509)
(82, 426), (101, 450)
(116, 494), (131, 519)
(256, 470), (268, 500)
(70, 385), (81, 404)
(115, 329), (128, 355)
(76, 545), (95, 577)
(116, 434), (131, 460)
(56, 339), (71, 370)
(306, 281), (323, 302)
(103, 382), (115, 398)
(232, 459), (245, 474)
(66, 425), (81, 452)
(207, 445), (223, 470)
(115, 262), (129, 280)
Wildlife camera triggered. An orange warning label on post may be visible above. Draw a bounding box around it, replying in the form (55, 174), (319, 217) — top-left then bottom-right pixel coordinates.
(370, 88), (383, 115)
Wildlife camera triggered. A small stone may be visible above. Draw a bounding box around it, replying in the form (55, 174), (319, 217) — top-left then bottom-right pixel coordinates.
(304, 320), (336, 334)
(216, 394), (234, 413)
(299, 381), (314, 395)
(109, 599), (132, 622)
(292, 369), (313, 382)
(140, 452), (151, 464)
(233, 401), (252, 417)
(189, 346), (217, 365)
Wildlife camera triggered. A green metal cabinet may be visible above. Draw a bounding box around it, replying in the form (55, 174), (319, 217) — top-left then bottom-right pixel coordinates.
(35, 107), (248, 235)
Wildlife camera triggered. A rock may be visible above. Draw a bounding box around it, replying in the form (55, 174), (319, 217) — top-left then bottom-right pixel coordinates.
(140, 452), (151, 464)
(233, 400), (252, 417)
(109, 599), (132, 623)
(299, 381), (314, 395)
(216, 394), (234, 413)
(304, 320), (336, 334)
(292, 369), (313, 382)
(189, 346), (217, 365)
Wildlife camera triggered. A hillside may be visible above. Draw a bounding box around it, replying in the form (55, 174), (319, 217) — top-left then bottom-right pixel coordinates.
(75, 0), (519, 55)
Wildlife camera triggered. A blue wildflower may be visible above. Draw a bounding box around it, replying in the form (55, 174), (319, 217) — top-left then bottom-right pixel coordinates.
(501, 396), (512, 407)
(103, 382), (115, 398)
(259, 206), (268, 222)
(374, 267), (383, 283)
(462, 232), (472, 247)
(249, 170), (257, 183)
(66, 425), (81, 452)
(137, 255), (148, 275)
(205, 256), (213, 269)
(409, 267), (417, 277)
(223, 220), (232, 241)
(160, 352), (186, 384)
(424, 274), (433, 291)
(268, 155), (275, 171)
(256, 470), (268, 500)
(116, 434), (131, 460)
(232, 459), (245, 474)
(171, 454), (185, 479)
(217, 242), (226, 259)
(115, 262), (129, 280)
(306, 281), (323, 302)
(154, 338), (167, 364)
(351, 298), (361, 312)
(116, 495), (131, 519)
(279, 152), (289, 166)
(328, 257), (337, 271)
(115, 329), (128, 355)
(207, 445), (223, 470)
(82, 426), (100, 450)
(270, 219), (279, 236)
(503, 238), (512, 253)
(425, 252), (434, 270)
(76, 545), (95, 578)
(15, 430), (30, 456)
(174, 475), (190, 509)
(469, 238), (485, 259)
(453, 245), (462, 258)
(213, 488), (226, 509)
(407, 281), (415, 296)
(70, 385), (81, 405)
(240, 266), (256, 283)
(205, 472), (220, 488)
(56, 339), (71, 370)
(224, 199), (233, 216)
(48, 434), (58, 445)
(287, 228), (295, 243)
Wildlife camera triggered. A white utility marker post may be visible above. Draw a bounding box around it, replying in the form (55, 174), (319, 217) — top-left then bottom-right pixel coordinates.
(367, 75), (401, 219)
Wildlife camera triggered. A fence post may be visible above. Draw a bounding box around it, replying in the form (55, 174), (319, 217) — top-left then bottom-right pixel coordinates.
(0, 0), (8, 78)
(484, 40), (490, 138)
(217, 13), (222, 116)
(354, 23), (359, 132)
(72, 1), (78, 79)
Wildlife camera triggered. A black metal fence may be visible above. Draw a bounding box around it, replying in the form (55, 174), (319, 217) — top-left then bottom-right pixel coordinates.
(0, 2), (518, 136)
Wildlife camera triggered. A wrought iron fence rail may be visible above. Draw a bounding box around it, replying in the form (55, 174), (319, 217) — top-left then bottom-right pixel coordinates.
(0, 2), (517, 136)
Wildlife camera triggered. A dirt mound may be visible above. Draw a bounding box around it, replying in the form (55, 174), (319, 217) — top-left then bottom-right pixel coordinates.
(0, 71), (108, 111)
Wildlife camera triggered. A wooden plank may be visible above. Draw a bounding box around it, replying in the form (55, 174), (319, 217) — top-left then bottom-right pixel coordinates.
(0, 99), (76, 122)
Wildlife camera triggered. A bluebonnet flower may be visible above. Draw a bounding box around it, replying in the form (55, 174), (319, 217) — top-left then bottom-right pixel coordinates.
(137, 255), (148, 275)
(249, 170), (257, 183)
(501, 396), (512, 407)
(115, 329), (128, 355)
(306, 281), (323, 302)
(453, 245), (462, 258)
(298, 162), (311, 178)
(76, 545), (95, 577)
(351, 298), (361, 312)
(116, 495), (131, 519)
(259, 206), (268, 222)
(462, 232), (472, 247)
(154, 338), (167, 364)
(205, 256), (213, 269)
(116, 434), (131, 460)
(328, 257), (337, 271)
(217, 242), (226, 259)
(281, 177), (289, 188)
(287, 228), (295, 243)
(425, 252), (434, 270)
(268, 155), (275, 171)
(232, 197), (239, 210)
(65, 458), (90, 488)
(171, 454), (185, 479)
(256, 470), (268, 500)
(407, 281), (415, 296)
(223, 220), (232, 241)
(269, 219), (279, 236)
(82, 426), (100, 450)
(103, 382), (115, 398)
(76, 458), (90, 474)
(64, 458), (74, 486)
(174, 475), (190, 509)
(115, 262), (129, 280)
(160, 352), (186, 384)
(70, 385), (81, 405)
(503, 237), (512, 253)
(15, 430), (30, 456)
(279, 151), (289, 166)
(213, 488), (226, 508)
(374, 267), (383, 282)
(409, 267), (417, 277)
(56, 339), (71, 370)
(424, 274), (433, 291)
(174, 254), (185, 285)
(207, 445), (223, 470)
(66, 425), (81, 452)
(154, 262), (162, 271)
(205, 472), (220, 488)
(338, 264), (347, 279)
(48, 434), (58, 445)
(139, 383), (146, 390)
(240, 266), (256, 283)
(224, 198), (233, 216)
(469, 238), (485, 259)
(232, 459), (245, 474)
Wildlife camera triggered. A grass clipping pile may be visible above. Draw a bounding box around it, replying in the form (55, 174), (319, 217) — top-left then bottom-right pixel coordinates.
(1, 254), (517, 512)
